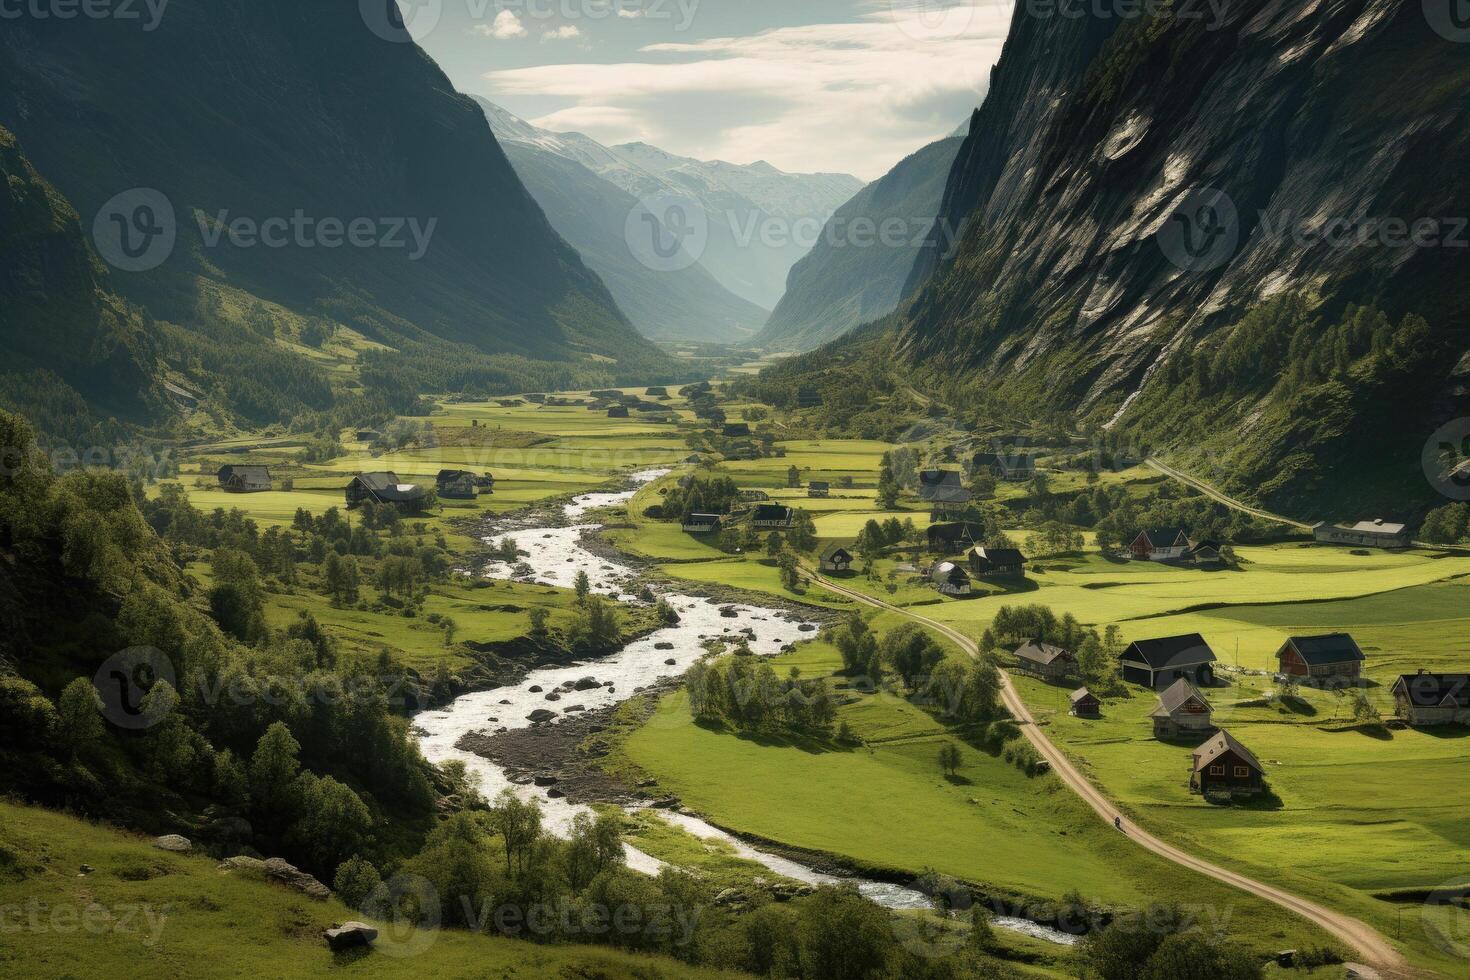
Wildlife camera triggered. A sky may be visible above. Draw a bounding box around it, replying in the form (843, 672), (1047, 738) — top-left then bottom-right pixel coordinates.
(407, 0), (1013, 181)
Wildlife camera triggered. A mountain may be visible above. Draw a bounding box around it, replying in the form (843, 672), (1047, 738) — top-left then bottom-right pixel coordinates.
(480, 101), (864, 309)
(755, 134), (964, 351)
(476, 101), (768, 344)
(893, 0), (1470, 515)
(0, 1), (673, 428)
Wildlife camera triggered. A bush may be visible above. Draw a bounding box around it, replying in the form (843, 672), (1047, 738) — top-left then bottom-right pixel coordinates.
(333, 855), (383, 910)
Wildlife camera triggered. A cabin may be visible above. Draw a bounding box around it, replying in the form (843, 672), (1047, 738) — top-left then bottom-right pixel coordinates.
(216, 465), (272, 493)
(808, 481), (830, 498)
(475, 473), (496, 490)
(930, 561), (972, 596)
(918, 469), (964, 497)
(346, 472), (430, 513)
(1391, 672), (1470, 726)
(1012, 640), (1076, 682)
(1070, 687), (1101, 718)
(927, 484), (972, 515)
(1120, 634), (1217, 689)
(681, 513), (723, 535)
(722, 423), (751, 438)
(1190, 730), (1265, 798)
(607, 405), (630, 418)
(751, 504), (794, 530)
(1313, 519), (1410, 549)
(972, 451), (1036, 481)
(969, 546), (1026, 579)
(1275, 634), (1365, 683)
(1186, 540), (1225, 567)
(797, 388), (823, 408)
(646, 386), (668, 397)
(926, 522), (986, 552)
(435, 469), (478, 500)
(1150, 679), (1214, 739)
(819, 544), (854, 574)
(525, 393), (548, 404)
(1129, 528), (1192, 561)
(739, 489), (771, 502)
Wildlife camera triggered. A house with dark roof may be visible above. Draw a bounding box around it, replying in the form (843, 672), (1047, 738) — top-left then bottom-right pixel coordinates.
(918, 469), (964, 498)
(819, 544), (854, 574)
(1190, 730), (1265, 797)
(1129, 528), (1192, 561)
(1150, 679), (1213, 739)
(1275, 634), (1365, 683)
(972, 451), (1036, 481)
(930, 561), (971, 596)
(681, 513), (723, 535)
(346, 472), (430, 512)
(969, 546), (1026, 579)
(926, 483), (972, 515)
(1391, 672), (1470, 726)
(1185, 540), (1225, 567)
(751, 504), (794, 529)
(216, 465), (272, 493)
(607, 405), (630, 418)
(1012, 639), (1076, 682)
(1313, 519), (1409, 549)
(435, 469), (479, 500)
(722, 422), (751, 438)
(807, 481), (830, 498)
(645, 386), (668, 397)
(1070, 687), (1101, 718)
(1120, 634), (1217, 689)
(927, 522), (986, 552)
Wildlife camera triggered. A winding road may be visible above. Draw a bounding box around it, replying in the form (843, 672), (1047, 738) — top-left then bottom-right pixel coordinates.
(801, 563), (1408, 976)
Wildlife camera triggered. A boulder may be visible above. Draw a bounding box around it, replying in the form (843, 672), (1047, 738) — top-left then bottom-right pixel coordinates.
(324, 921), (378, 951)
(719, 606), (739, 618)
(798, 624), (816, 632)
(528, 685), (543, 693)
(533, 775), (559, 787)
(263, 857), (331, 900)
(546, 788), (566, 799)
(654, 642), (675, 650)
(545, 692), (561, 702)
(153, 835), (191, 853)
(573, 676), (600, 691)
(664, 659), (677, 666)
(564, 705), (585, 713)
(527, 708), (556, 723)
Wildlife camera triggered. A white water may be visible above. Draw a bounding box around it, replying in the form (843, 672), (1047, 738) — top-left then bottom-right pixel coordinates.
(412, 469), (1076, 943)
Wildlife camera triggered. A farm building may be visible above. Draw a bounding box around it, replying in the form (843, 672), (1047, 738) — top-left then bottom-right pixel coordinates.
(1012, 640), (1076, 682)
(525, 393), (548, 403)
(918, 469), (964, 497)
(681, 513), (723, 535)
(969, 546), (1026, 579)
(927, 484), (972, 515)
(607, 405), (630, 418)
(475, 473), (496, 490)
(1274, 634), (1365, 683)
(216, 465), (272, 493)
(1150, 679), (1214, 739)
(808, 481), (830, 498)
(819, 544), (854, 573)
(1190, 730), (1265, 798)
(645, 386), (668, 397)
(1070, 687), (1101, 718)
(1391, 672), (1470, 726)
(1185, 540), (1225, 567)
(751, 504), (794, 529)
(722, 422), (752, 437)
(930, 562), (972, 596)
(1129, 528), (1192, 561)
(1312, 519), (1409, 549)
(971, 451), (1036, 481)
(927, 522), (986, 551)
(346, 472), (430, 513)
(1120, 634), (1217, 689)
(435, 469), (478, 500)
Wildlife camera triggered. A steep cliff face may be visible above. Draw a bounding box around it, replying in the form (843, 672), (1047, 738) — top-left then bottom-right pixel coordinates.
(757, 135), (964, 352)
(0, 0), (667, 379)
(898, 0), (1470, 512)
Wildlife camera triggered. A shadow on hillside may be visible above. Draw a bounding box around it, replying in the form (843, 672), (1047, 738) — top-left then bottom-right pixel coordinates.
(943, 773), (974, 786)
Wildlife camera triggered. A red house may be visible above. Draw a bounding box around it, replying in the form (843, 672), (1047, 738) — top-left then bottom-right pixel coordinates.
(1129, 528), (1191, 561)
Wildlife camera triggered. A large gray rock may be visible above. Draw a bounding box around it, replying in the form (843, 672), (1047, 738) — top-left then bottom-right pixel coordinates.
(153, 835), (191, 853)
(219, 855), (330, 901)
(323, 921), (378, 951)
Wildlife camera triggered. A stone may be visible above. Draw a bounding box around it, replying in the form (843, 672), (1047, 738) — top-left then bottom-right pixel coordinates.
(574, 676), (600, 690)
(545, 691), (561, 701)
(324, 922), (378, 951)
(153, 834), (191, 853)
(263, 857), (331, 900)
(665, 659), (677, 666)
(527, 708), (556, 723)
(546, 788), (565, 799)
(79, 864), (94, 875)
(564, 705), (585, 713)
(533, 775), (559, 787)
(528, 685), (543, 693)
(798, 624), (817, 632)
(720, 606), (738, 618)
(654, 642), (675, 650)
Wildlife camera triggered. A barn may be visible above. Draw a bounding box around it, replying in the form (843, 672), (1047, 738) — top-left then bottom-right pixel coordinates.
(346, 472), (430, 513)
(819, 544), (854, 573)
(1190, 730), (1265, 798)
(1120, 634), (1217, 689)
(1391, 672), (1470, 726)
(1012, 640), (1076, 682)
(969, 546), (1026, 579)
(1274, 634), (1365, 683)
(216, 465), (272, 493)
(1069, 687), (1101, 718)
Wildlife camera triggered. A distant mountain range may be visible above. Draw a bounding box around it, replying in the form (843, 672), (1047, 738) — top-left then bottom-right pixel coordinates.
(480, 100), (863, 312)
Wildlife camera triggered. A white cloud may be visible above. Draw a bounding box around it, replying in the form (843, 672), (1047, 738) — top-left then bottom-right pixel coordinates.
(616, 8), (643, 18)
(482, 2), (1011, 178)
(542, 25), (584, 41)
(473, 11), (527, 40)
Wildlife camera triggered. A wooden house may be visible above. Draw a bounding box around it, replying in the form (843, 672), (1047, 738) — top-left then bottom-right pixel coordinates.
(1129, 528), (1192, 561)
(645, 386), (668, 397)
(475, 473), (496, 490)
(1274, 634), (1365, 683)
(1391, 672), (1470, 726)
(1120, 634), (1217, 689)
(607, 405), (630, 418)
(969, 546), (1026, 579)
(346, 472), (430, 513)
(722, 422), (751, 438)
(435, 469), (478, 500)
(819, 544), (854, 574)
(751, 504), (794, 530)
(1012, 639), (1076, 682)
(682, 513), (723, 535)
(926, 522), (986, 552)
(1070, 687), (1101, 718)
(216, 465), (272, 493)
(1190, 730), (1265, 798)
(1150, 679), (1213, 739)
(1185, 540), (1225, 567)
(807, 481), (830, 498)
(930, 561), (972, 596)
(1312, 519), (1409, 549)
(971, 451), (1036, 481)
